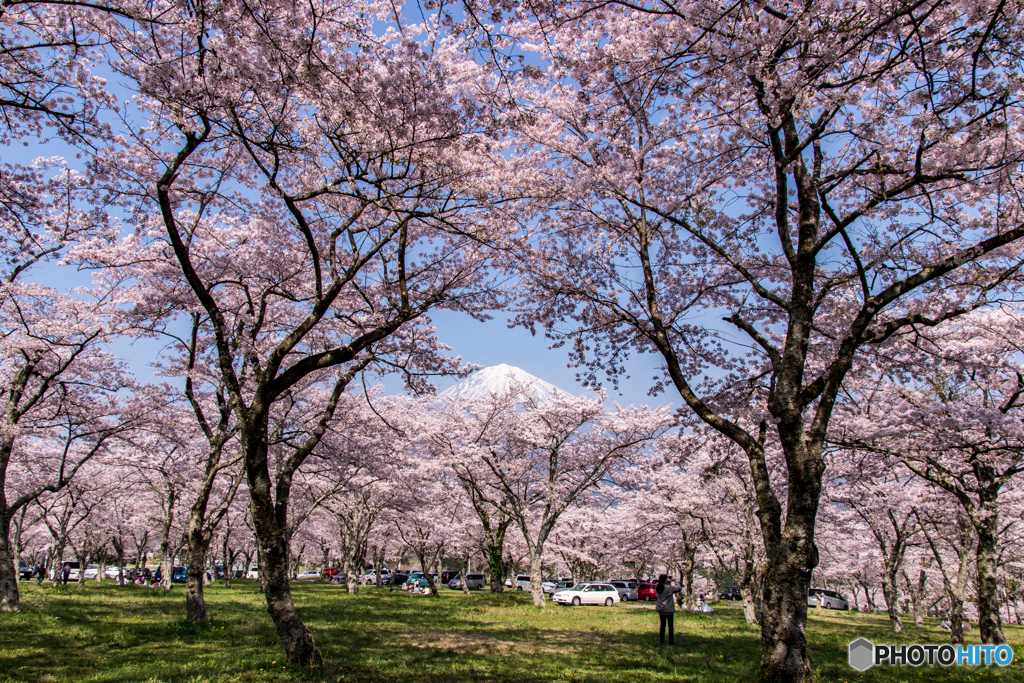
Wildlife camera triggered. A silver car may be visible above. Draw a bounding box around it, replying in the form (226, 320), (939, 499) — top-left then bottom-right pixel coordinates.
(610, 580), (638, 602)
(449, 573), (487, 590)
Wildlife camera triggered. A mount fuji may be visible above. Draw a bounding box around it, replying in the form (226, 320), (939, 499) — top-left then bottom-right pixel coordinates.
(439, 364), (571, 403)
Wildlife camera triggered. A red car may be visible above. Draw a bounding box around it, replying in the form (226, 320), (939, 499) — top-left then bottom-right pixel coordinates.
(323, 568), (341, 578)
(638, 582), (657, 601)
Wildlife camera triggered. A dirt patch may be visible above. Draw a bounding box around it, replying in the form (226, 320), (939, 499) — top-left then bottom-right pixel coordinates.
(390, 629), (615, 657)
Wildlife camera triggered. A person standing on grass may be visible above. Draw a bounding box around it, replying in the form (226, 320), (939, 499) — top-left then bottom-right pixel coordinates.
(655, 574), (681, 645)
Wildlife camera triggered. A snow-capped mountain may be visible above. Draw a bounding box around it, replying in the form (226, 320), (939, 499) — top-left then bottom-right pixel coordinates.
(439, 364), (571, 403)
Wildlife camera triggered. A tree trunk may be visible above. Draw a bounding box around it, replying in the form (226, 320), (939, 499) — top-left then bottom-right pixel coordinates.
(740, 581), (760, 626)
(459, 554), (471, 596)
(76, 549), (88, 587)
(882, 566), (903, 633)
(487, 523), (508, 593)
(756, 505), (817, 683)
(0, 518), (20, 611)
(222, 535), (234, 588)
(529, 550), (545, 606)
(975, 504), (1005, 644)
(682, 553), (695, 611)
(245, 426), (322, 666)
(185, 530), (212, 622)
(949, 595), (965, 644)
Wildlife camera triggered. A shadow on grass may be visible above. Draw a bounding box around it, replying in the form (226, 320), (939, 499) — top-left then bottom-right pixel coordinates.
(1, 582), (1021, 682)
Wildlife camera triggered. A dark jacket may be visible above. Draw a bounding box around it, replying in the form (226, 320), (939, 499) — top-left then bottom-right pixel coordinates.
(655, 582), (681, 614)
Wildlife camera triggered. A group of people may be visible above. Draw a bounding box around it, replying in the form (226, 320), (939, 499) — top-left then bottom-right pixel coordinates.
(35, 564), (163, 586)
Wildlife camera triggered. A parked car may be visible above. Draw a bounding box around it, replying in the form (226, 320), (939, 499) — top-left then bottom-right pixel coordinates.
(82, 564), (101, 579)
(719, 587), (742, 601)
(514, 574), (532, 591)
(553, 582), (620, 607)
(295, 570), (320, 581)
(450, 573), (486, 590)
(104, 566), (123, 580)
(553, 579), (575, 593)
(386, 573), (409, 586)
(171, 566), (188, 583)
(610, 580), (639, 602)
(441, 570), (460, 584)
(245, 567), (259, 580)
(637, 582), (657, 601)
(807, 588), (849, 610)
(541, 578), (559, 594)
(323, 567), (341, 579)
(51, 561), (81, 581)
(18, 560), (34, 580)
(404, 577), (431, 589)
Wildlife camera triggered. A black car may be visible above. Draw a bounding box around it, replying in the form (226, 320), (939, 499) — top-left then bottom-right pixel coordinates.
(18, 560), (34, 580)
(719, 587), (742, 601)
(386, 573), (410, 585)
(441, 570), (459, 584)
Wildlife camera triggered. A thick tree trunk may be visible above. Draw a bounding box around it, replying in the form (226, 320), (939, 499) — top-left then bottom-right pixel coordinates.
(346, 568), (359, 594)
(529, 550), (545, 607)
(756, 465), (820, 683)
(759, 550), (813, 682)
(487, 526), (507, 593)
(185, 533), (212, 622)
(76, 550), (88, 587)
(740, 581), (760, 626)
(245, 426), (322, 666)
(904, 567), (927, 627)
(682, 553), (695, 611)
(0, 518), (20, 611)
(882, 567), (903, 633)
(949, 596), (965, 644)
(975, 507), (1005, 644)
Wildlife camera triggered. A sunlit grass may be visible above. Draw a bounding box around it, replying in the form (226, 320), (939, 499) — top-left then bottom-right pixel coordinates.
(1, 581), (1021, 682)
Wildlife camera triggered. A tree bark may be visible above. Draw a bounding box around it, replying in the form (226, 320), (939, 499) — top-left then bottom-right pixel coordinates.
(529, 549), (545, 606)
(245, 425), (322, 665)
(975, 500), (1005, 644)
(487, 524), (508, 593)
(756, 490), (819, 683)
(185, 534), (212, 622)
(949, 595), (965, 644)
(0, 517), (19, 611)
(740, 581), (761, 626)
(882, 566), (903, 633)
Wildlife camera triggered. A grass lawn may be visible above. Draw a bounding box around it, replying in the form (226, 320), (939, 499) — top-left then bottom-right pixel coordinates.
(1, 581), (1022, 682)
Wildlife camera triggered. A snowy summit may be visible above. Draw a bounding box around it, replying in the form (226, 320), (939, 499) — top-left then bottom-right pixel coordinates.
(439, 364), (571, 403)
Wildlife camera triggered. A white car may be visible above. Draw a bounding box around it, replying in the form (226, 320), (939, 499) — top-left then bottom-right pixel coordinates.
(807, 588), (849, 610)
(245, 567), (259, 579)
(104, 566), (123, 580)
(553, 582), (620, 607)
(83, 564), (100, 579)
(296, 570), (320, 581)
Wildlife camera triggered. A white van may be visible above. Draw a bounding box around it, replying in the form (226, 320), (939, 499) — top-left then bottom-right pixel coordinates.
(807, 588), (849, 610)
(514, 574), (532, 591)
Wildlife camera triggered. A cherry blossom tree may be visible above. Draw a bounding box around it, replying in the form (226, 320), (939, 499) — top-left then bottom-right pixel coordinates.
(823, 449), (925, 632)
(0, 210), (130, 608)
(836, 309), (1024, 643)
(460, 1), (1024, 677)
(430, 381), (670, 605)
(96, 0), (507, 662)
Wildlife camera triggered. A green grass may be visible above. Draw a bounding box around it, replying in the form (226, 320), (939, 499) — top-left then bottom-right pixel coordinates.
(1, 581), (1022, 682)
